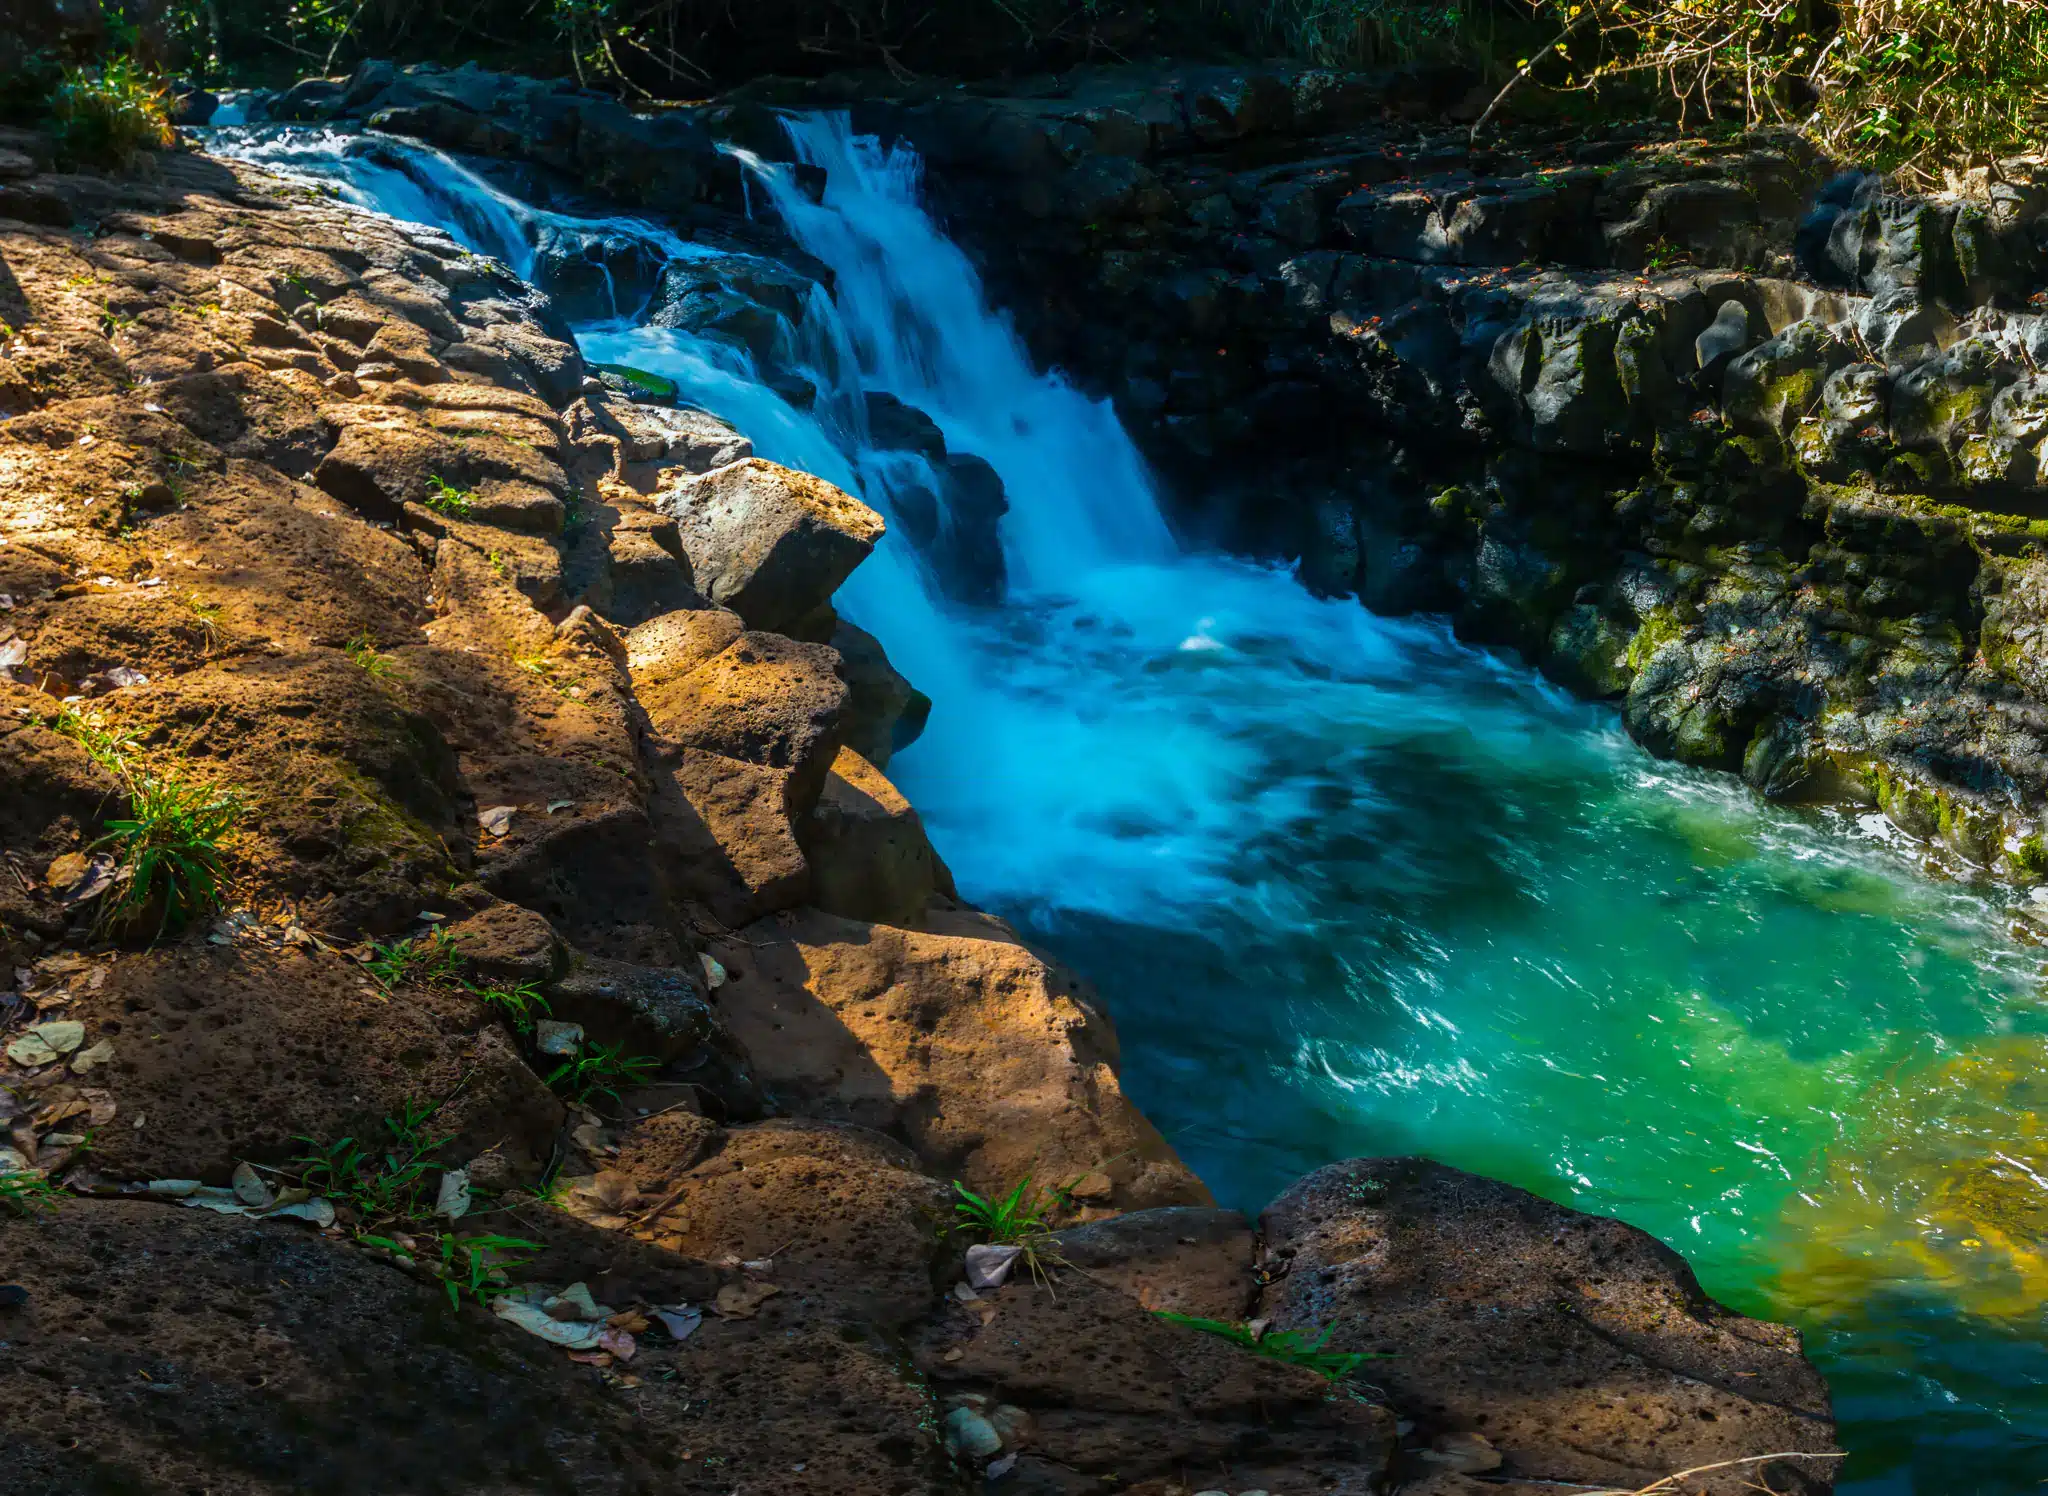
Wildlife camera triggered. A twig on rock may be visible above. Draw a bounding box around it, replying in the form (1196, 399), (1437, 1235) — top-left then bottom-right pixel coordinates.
(1563, 1449), (1846, 1496)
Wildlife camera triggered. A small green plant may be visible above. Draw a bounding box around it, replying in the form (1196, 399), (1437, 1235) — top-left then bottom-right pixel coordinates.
(40, 704), (134, 774)
(951, 1177), (1056, 1245)
(183, 592), (224, 655)
(423, 475), (476, 519)
(92, 771), (240, 936)
(0, 1168), (60, 1217)
(362, 929), (464, 990)
(1152, 1312), (1388, 1382)
(1640, 238), (1689, 274)
(436, 1232), (540, 1310)
(50, 56), (175, 170)
(949, 1176), (1073, 1285)
(344, 631), (394, 678)
(478, 979), (550, 1035)
(294, 1101), (448, 1224)
(545, 1041), (660, 1106)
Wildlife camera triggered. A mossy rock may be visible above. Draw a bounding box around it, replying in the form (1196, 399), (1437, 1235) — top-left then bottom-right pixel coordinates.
(1543, 604), (1635, 698)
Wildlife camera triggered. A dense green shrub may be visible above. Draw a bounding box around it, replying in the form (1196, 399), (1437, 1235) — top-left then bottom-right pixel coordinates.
(50, 54), (176, 167)
(1534, 0), (2048, 185)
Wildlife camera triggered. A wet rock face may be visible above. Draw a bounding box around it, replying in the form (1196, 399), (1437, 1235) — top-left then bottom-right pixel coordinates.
(1259, 1159), (1838, 1495)
(864, 390), (1012, 604)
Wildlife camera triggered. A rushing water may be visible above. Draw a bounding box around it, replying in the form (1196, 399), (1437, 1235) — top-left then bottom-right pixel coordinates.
(211, 119), (2048, 1492)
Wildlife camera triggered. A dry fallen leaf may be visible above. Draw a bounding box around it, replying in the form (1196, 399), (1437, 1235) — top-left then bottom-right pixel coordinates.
(45, 852), (116, 904)
(231, 1161), (275, 1209)
(478, 805), (517, 838)
(434, 1168), (471, 1221)
(711, 1281), (781, 1320)
(33, 1099), (90, 1129)
(69, 1039), (116, 1075)
(7, 1020), (84, 1067)
(651, 1305), (703, 1342)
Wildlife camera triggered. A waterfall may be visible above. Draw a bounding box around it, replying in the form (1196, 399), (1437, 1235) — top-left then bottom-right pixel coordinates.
(208, 117), (1515, 923)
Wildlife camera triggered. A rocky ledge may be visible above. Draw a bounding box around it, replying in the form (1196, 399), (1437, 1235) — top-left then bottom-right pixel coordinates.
(0, 115), (1834, 1494)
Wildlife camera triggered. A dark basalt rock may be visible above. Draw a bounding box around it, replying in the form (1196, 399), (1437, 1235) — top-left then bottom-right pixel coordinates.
(1260, 1158), (1839, 1495)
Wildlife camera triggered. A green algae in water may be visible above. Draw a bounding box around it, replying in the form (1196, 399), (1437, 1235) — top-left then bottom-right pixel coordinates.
(988, 650), (2048, 1496)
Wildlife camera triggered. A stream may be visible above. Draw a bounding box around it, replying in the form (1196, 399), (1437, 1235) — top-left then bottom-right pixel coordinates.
(212, 116), (2048, 1493)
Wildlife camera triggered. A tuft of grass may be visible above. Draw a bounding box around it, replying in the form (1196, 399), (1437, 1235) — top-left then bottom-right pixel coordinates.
(183, 592), (225, 655)
(0, 1168), (61, 1217)
(358, 1228), (540, 1311)
(437, 1232), (540, 1310)
(293, 1100), (448, 1224)
(40, 704), (135, 776)
(362, 928), (465, 990)
(92, 771), (240, 937)
(1152, 1312), (1389, 1382)
(478, 979), (550, 1035)
(951, 1176), (1056, 1246)
(423, 475), (476, 519)
(50, 56), (175, 171)
(950, 1175), (1073, 1285)
(344, 630), (394, 677)
(545, 1041), (660, 1106)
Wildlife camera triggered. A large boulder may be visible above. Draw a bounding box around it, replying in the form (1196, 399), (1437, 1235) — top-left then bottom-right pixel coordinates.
(798, 745), (955, 927)
(829, 618), (930, 766)
(627, 613), (851, 922)
(655, 458), (885, 637)
(0, 1199), (938, 1496)
(649, 252), (823, 365)
(526, 219), (666, 322)
(635, 627), (850, 809)
(1259, 1158), (1839, 1495)
(595, 1116), (949, 1326)
(1046, 1205), (1259, 1320)
(1723, 318), (1854, 441)
(713, 905), (1209, 1212)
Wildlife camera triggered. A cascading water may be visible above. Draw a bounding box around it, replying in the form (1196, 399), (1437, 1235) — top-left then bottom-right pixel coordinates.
(212, 118), (2048, 1492)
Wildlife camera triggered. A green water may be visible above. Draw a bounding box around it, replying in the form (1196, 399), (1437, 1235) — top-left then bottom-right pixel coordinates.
(968, 618), (2048, 1495)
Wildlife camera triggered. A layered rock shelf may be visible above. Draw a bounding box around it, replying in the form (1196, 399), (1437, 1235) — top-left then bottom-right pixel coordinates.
(0, 80), (1838, 1496)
